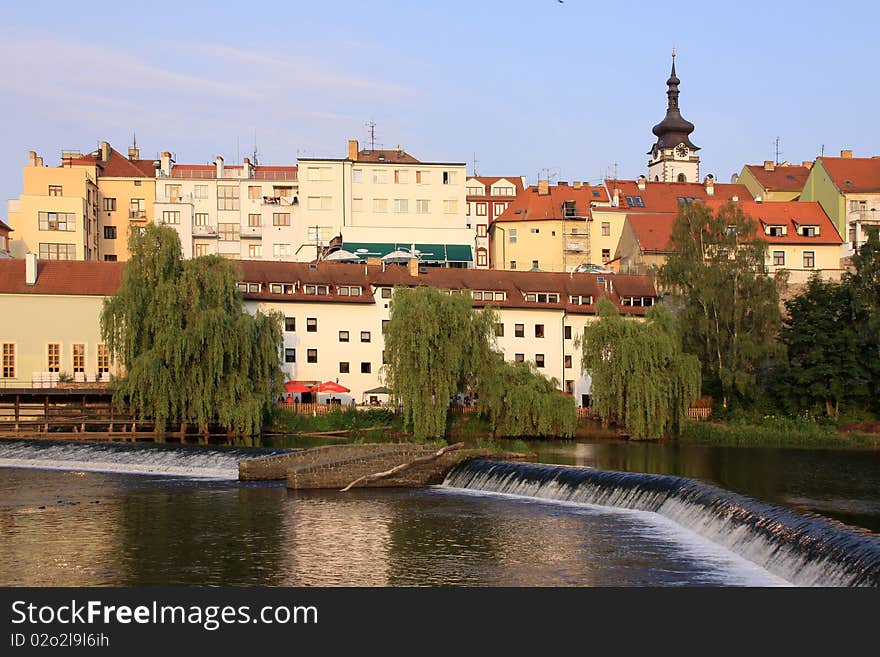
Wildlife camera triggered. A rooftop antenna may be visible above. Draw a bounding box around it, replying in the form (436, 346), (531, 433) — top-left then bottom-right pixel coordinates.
(236, 136), (240, 164)
(132, 132), (137, 150)
(473, 152), (479, 177)
(775, 136), (782, 165)
(252, 129), (259, 166)
(820, 144), (825, 157)
(365, 120), (377, 151)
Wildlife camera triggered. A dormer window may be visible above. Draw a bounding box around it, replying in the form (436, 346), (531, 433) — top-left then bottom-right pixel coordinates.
(563, 200), (577, 217)
(237, 282), (261, 293)
(525, 292), (559, 303)
(569, 295), (594, 305)
(766, 225), (787, 237)
(303, 284), (329, 295)
(622, 296), (654, 307)
(798, 225), (819, 237)
(337, 286), (362, 296)
(625, 195), (644, 208)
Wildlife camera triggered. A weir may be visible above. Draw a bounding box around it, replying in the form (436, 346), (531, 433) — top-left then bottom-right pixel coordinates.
(0, 439), (293, 479)
(443, 460), (880, 587)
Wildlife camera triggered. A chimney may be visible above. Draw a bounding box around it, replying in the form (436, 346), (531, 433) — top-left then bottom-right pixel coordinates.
(763, 160), (775, 171)
(612, 187), (620, 207)
(840, 149), (853, 159)
(637, 175), (646, 191)
(243, 156), (252, 178)
(348, 139), (359, 161)
(558, 181), (568, 187)
(366, 256), (382, 268)
(732, 195), (739, 202)
(160, 151), (172, 177)
(802, 161), (813, 170)
(215, 155), (224, 178)
(27, 151), (37, 167)
(408, 257), (420, 277)
(537, 179), (550, 196)
(35, 156), (44, 167)
(573, 181), (582, 189)
(100, 141), (111, 163)
(755, 195), (762, 203)
(704, 174), (715, 196)
(25, 252), (37, 285)
(128, 144), (140, 160)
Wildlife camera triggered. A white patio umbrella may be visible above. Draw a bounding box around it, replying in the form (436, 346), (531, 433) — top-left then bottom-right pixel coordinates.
(324, 249), (362, 262)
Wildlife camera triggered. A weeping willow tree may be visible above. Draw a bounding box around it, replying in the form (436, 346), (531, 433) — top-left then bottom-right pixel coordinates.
(580, 298), (701, 440)
(383, 286), (576, 440)
(101, 225), (283, 435)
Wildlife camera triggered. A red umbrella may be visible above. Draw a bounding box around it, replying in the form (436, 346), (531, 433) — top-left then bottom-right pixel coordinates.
(284, 381), (313, 394)
(314, 381), (350, 393)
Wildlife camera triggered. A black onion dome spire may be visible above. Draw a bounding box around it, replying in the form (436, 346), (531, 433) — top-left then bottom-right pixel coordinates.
(649, 56), (699, 152)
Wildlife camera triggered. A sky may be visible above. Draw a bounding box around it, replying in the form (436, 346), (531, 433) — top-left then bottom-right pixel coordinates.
(1, 0), (879, 207)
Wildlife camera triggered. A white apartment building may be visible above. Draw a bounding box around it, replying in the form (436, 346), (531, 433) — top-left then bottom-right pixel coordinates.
(466, 176), (526, 268)
(298, 140), (475, 267)
(153, 152), (300, 260)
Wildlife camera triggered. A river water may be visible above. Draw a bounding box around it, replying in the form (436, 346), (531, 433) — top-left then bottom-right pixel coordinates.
(0, 437), (877, 586)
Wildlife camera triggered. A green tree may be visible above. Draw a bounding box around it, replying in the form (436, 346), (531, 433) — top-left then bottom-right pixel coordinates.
(659, 202), (782, 408)
(845, 229), (880, 410)
(101, 225), (283, 435)
(779, 276), (870, 417)
(580, 299), (701, 440)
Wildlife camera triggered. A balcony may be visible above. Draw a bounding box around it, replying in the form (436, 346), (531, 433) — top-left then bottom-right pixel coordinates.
(262, 195), (298, 206)
(129, 210), (147, 220)
(565, 241), (586, 253)
(240, 226), (261, 238)
(193, 225), (218, 237)
(157, 194), (193, 204)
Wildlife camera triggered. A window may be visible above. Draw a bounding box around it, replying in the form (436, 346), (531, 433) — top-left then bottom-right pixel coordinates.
(476, 203), (487, 216)
(393, 199), (408, 213)
(416, 199), (430, 213)
(129, 198), (146, 219)
(361, 331), (371, 343)
(104, 254), (117, 262)
(352, 198), (363, 212)
(307, 196), (332, 210)
(509, 229), (517, 244)
(39, 243), (76, 260)
(530, 228), (540, 234)
(164, 184), (181, 200)
(381, 287), (392, 299)
(307, 318), (317, 332)
(103, 226), (116, 240)
(773, 251), (785, 266)
(535, 324), (545, 338)
(247, 213), (261, 227)
(601, 249), (610, 263)
(307, 349), (317, 363)
(339, 330), (349, 342)
(217, 185), (240, 210)
(162, 211), (180, 224)
(245, 186), (260, 200)
(307, 167), (331, 182)
(2, 343), (15, 378)
(494, 323), (504, 337)
(803, 251), (815, 269)
(338, 286), (362, 297)
(273, 244), (291, 258)
(493, 186), (515, 196)
(477, 250), (488, 267)
(195, 213), (210, 226)
(565, 326), (572, 339)
(372, 169), (388, 184)
(476, 224), (487, 237)
(218, 223), (239, 241)
(284, 317), (296, 332)
(444, 200), (458, 214)
(494, 203), (507, 216)
(285, 348), (296, 363)
(38, 212), (76, 231)
(97, 344), (109, 375)
(467, 186), (483, 196)
(510, 261), (516, 269)
(48, 185), (63, 196)
(373, 198), (388, 213)
(394, 169), (409, 184)
(532, 260), (539, 269)
(416, 170), (429, 184)
(361, 362), (371, 373)
(625, 195), (645, 208)
(601, 222), (610, 236)
(353, 169), (363, 183)
(70, 343), (85, 374)
(339, 362), (350, 373)
(191, 185), (206, 199)
(194, 244), (209, 257)
(47, 343), (60, 372)
(103, 198), (116, 211)
(564, 355), (573, 369)
(303, 284), (329, 295)
(515, 324), (524, 338)
(273, 213), (290, 226)
(535, 354), (545, 368)
(514, 353), (524, 363)
(442, 171), (456, 185)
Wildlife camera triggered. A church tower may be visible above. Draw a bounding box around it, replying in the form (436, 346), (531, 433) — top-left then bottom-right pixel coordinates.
(647, 52), (700, 183)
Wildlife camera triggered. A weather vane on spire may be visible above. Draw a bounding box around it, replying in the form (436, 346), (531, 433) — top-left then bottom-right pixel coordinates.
(672, 45), (677, 59)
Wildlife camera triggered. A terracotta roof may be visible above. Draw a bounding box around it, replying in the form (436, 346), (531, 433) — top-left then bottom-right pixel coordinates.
(466, 176), (526, 193)
(704, 200), (842, 245)
(169, 163), (297, 181)
(626, 214), (676, 253)
(818, 156), (880, 193)
(494, 183), (610, 223)
(0, 219), (11, 233)
(100, 147), (157, 178)
(355, 149), (421, 164)
(0, 260), (123, 296)
(601, 179), (753, 213)
(743, 164), (810, 192)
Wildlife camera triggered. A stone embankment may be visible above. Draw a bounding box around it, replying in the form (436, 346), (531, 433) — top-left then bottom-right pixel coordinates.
(238, 442), (529, 490)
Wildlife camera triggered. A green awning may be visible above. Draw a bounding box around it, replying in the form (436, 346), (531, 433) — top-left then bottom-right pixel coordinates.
(342, 242), (473, 263)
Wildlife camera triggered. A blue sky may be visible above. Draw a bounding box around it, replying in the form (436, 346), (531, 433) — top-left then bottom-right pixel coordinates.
(2, 0), (878, 207)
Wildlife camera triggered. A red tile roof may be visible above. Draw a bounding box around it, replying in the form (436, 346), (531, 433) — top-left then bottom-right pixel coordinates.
(0, 219), (12, 233)
(466, 176), (526, 198)
(355, 149), (420, 164)
(170, 163), (297, 180)
(61, 147), (156, 178)
(494, 183), (609, 223)
(626, 214), (676, 253)
(743, 164), (810, 192)
(602, 179), (753, 213)
(704, 200), (842, 245)
(818, 156), (880, 193)
(0, 260), (123, 296)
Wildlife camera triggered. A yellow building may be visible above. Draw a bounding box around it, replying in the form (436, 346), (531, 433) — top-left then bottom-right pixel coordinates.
(489, 181), (610, 272)
(7, 141), (158, 261)
(737, 161), (812, 202)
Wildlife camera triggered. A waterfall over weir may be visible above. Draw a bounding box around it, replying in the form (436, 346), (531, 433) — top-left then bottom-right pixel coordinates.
(0, 440), (293, 480)
(443, 460), (880, 587)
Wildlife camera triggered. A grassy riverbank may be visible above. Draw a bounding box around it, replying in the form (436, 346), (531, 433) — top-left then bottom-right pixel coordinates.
(265, 406), (402, 436)
(678, 415), (880, 449)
